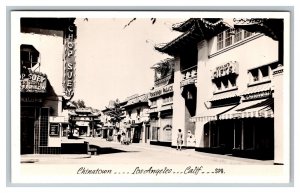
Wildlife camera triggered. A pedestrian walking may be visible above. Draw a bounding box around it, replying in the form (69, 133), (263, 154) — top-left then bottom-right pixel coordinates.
(177, 129), (183, 151)
(121, 132), (125, 145)
(117, 131), (121, 142)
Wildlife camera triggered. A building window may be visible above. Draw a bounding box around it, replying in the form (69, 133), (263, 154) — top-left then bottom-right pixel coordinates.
(215, 80), (222, 91)
(223, 79), (229, 89)
(20, 44), (40, 72)
(244, 30), (252, 38)
(249, 65), (271, 84)
(234, 28), (242, 43)
(151, 100), (157, 107)
(225, 30), (233, 47)
(229, 76), (237, 87)
(213, 77), (237, 94)
(216, 29), (255, 51)
(137, 109), (141, 117)
(163, 95), (173, 104)
(261, 65), (269, 79)
(250, 69), (259, 82)
(217, 32), (224, 50)
(128, 110), (132, 119)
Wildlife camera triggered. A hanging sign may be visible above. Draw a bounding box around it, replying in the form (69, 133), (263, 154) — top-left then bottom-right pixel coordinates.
(20, 72), (47, 93)
(149, 84), (173, 99)
(63, 24), (76, 99)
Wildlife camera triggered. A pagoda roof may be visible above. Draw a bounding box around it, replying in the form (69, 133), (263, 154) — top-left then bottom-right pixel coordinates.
(151, 58), (174, 69)
(21, 18), (76, 31)
(172, 18), (222, 32)
(123, 94), (148, 108)
(233, 18), (283, 41)
(155, 19), (228, 56)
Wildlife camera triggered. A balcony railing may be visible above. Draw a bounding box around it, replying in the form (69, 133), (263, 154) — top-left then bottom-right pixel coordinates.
(181, 65), (197, 80)
(181, 65), (197, 87)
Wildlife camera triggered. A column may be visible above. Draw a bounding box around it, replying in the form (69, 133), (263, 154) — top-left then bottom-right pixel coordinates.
(241, 120), (244, 150)
(195, 121), (205, 147)
(142, 122), (145, 143)
(172, 57), (186, 146)
(273, 65), (284, 165)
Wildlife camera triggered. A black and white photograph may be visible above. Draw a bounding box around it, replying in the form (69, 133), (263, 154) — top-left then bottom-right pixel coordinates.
(10, 10), (291, 185)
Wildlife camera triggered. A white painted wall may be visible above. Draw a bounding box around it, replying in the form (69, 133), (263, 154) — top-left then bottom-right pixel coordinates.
(194, 34), (279, 148)
(172, 57), (186, 146)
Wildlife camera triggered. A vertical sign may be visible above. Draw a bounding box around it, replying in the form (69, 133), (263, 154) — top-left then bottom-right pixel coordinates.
(63, 24), (76, 99)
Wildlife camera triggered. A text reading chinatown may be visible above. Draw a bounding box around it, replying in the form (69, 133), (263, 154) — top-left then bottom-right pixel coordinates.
(76, 166), (225, 175)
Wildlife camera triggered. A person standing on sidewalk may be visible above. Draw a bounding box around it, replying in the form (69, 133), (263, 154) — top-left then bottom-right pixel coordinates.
(177, 129), (183, 151)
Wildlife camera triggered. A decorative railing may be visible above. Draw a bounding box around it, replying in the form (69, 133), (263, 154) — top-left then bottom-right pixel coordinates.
(180, 65), (197, 87)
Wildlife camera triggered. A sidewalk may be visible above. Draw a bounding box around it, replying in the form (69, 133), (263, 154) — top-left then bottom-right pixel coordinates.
(21, 137), (275, 165)
(87, 138), (274, 165)
(129, 142), (274, 165)
(21, 154), (91, 163)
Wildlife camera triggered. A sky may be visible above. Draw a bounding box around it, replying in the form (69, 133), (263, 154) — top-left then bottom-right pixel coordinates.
(73, 18), (183, 110)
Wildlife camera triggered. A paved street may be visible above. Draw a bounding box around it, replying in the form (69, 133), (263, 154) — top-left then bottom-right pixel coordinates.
(21, 137), (274, 165)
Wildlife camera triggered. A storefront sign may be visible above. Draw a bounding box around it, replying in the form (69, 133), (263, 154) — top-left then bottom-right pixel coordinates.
(180, 78), (196, 87)
(21, 97), (42, 103)
(149, 84), (173, 99)
(243, 90), (271, 101)
(212, 61), (238, 79)
(49, 123), (60, 136)
(63, 24), (76, 99)
(154, 75), (171, 87)
(20, 72), (47, 93)
(273, 68), (284, 76)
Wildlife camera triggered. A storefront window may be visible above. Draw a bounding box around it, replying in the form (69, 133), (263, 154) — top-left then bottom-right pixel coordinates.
(152, 127), (158, 140)
(163, 126), (172, 142)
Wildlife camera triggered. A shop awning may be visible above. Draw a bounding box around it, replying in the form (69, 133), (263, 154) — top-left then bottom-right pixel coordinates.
(241, 83), (272, 96)
(160, 104), (173, 112)
(131, 122), (143, 128)
(148, 108), (158, 114)
(190, 105), (236, 122)
(209, 90), (239, 102)
(219, 98), (274, 119)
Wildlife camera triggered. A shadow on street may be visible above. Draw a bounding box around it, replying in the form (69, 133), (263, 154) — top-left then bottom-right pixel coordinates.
(89, 145), (139, 155)
(68, 136), (84, 140)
